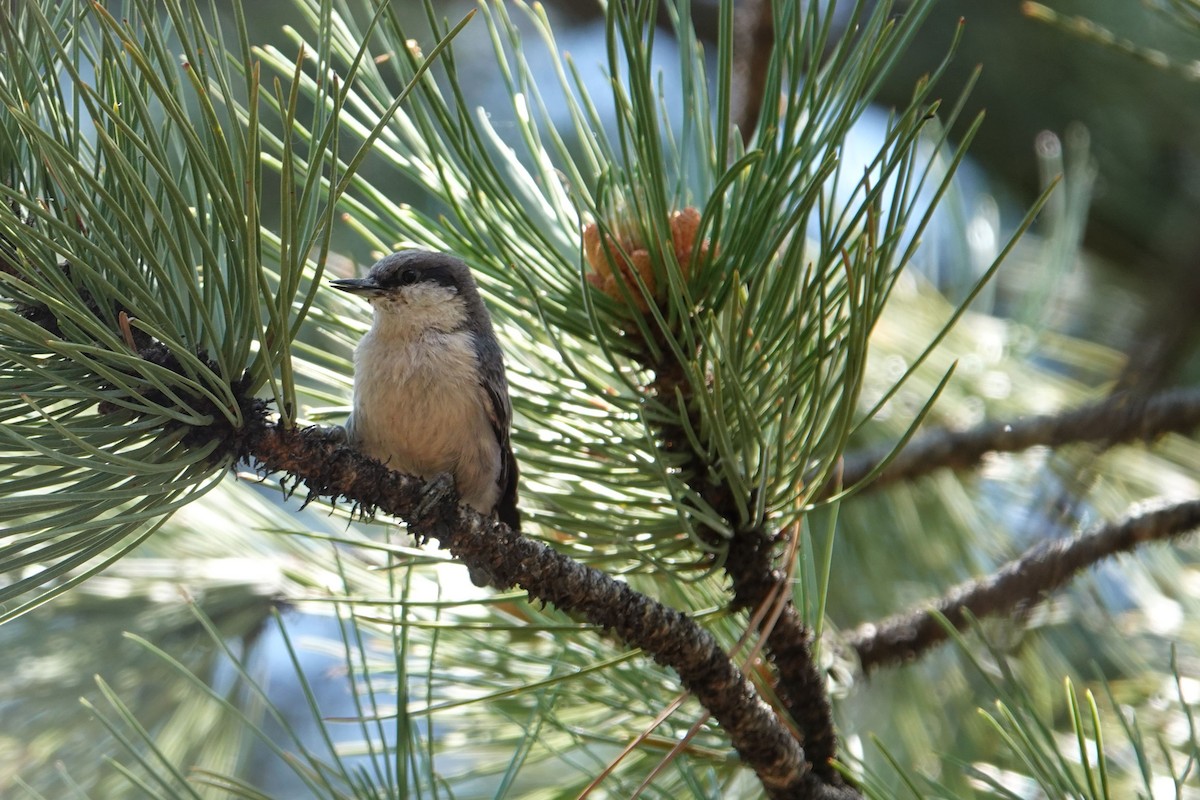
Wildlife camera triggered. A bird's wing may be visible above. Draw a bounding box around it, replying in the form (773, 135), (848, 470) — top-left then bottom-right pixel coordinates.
(476, 334), (521, 530)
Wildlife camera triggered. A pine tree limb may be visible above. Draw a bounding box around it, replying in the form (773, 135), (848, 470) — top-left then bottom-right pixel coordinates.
(1, 245), (850, 798)
(825, 387), (1200, 499)
(846, 498), (1200, 672)
(242, 418), (855, 799)
(724, 0), (843, 781)
(649, 353), (844, 787)
(720, 517), (841, 783)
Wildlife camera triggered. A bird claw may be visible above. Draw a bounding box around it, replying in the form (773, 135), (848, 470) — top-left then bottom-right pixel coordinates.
(415, 472), (458, 520)
(303, 423), (347, 445)
(412, 474), (496, 587)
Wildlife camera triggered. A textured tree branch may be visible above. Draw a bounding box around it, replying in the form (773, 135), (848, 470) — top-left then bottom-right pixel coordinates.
(719, 513), (841, 784)
(242, 420), (858, 799)
(825, 387), (1200, 499)
(846, 498), (1200, 672)
(649, 356), (844, 787)
(2, 248), (852, 798)
(725, 1), (845, 783)
(580, 212), (842, 783)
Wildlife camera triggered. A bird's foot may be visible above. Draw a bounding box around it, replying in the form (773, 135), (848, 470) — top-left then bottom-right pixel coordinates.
(413, 474), (497, 588)
(415, 471), (458, 521)
(303, 423), (348, 446)
(407, 472), (458, 545)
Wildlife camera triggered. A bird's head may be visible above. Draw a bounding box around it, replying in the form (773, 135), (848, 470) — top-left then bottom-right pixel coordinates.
(332, 250), (480, 333)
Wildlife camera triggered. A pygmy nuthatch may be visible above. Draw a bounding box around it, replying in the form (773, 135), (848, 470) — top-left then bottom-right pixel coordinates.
(331, 250), (520, 532)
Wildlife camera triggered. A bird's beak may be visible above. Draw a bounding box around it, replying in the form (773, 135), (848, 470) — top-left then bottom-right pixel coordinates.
(330, 277), (380, 295)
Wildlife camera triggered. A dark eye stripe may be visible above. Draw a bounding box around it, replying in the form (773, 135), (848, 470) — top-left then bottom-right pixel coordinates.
(380, 264), (459, 290)
(423, 265), (458, 289)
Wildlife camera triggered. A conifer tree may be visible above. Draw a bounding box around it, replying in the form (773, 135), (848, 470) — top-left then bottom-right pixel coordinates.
(2, 1), (1198, 797)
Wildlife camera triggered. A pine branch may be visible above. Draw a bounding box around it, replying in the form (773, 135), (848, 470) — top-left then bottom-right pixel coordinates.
(564, 2), (966, 782)
(846, 498), (1200, 672)
(1, 230), (849, 796)
(826, 387), (1200, 498)
(243, 417), (860, 800)
(647, 343), (843, 786)
(722, 2), (838, 778)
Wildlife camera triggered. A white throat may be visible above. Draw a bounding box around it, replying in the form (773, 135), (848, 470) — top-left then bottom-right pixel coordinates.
(370, 285), (468, 340)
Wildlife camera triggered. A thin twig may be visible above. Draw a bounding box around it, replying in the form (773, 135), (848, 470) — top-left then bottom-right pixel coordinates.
(846, 498), (1200, 672)
(826, 387), (1200, 499)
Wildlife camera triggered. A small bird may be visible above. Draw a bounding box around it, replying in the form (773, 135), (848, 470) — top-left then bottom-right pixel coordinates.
(331, 250), (520, 537)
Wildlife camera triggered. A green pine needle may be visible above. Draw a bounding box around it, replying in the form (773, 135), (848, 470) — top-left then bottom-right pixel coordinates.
(0, 0), (463, 618)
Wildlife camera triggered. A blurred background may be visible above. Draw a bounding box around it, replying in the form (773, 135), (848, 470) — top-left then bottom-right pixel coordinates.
(881, 0), (1200, 390)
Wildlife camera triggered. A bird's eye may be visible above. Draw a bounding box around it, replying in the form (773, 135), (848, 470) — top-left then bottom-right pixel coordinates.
(398, 268), (418, 286)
